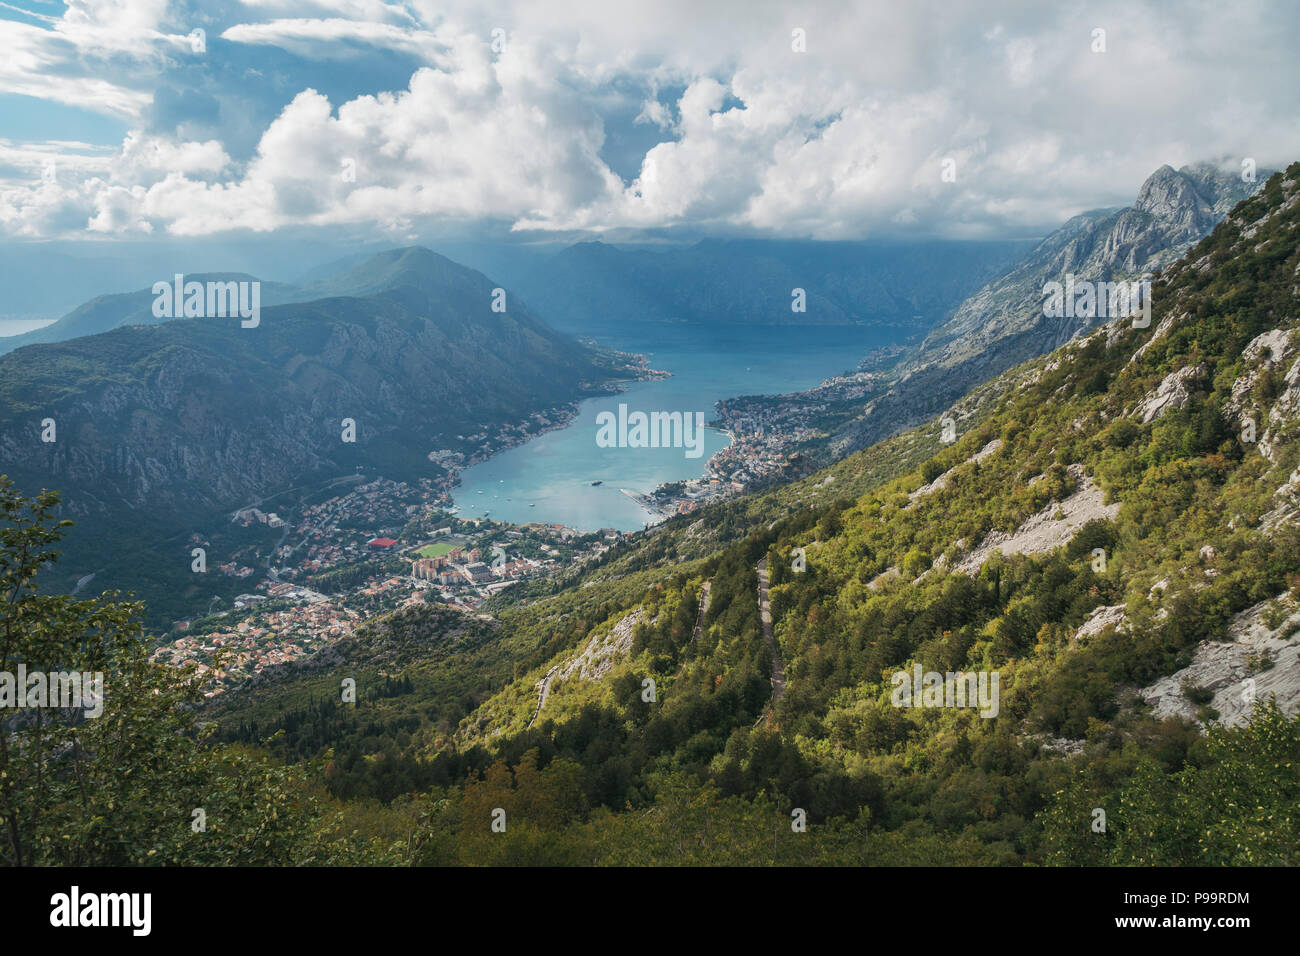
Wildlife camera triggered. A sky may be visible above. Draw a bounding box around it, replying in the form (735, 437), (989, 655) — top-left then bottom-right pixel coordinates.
(1, 0), (1298, 246)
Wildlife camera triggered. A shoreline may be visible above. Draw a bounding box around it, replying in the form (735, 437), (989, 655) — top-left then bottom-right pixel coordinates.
(441, 353), (672, 517)
(442, 331), (853, 531)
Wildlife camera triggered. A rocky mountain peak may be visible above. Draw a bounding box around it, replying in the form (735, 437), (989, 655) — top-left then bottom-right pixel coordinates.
(1133, 164), (1207, 224)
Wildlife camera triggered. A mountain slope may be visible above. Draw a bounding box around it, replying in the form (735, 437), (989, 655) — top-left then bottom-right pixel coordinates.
(794, 162), (1270, 461)
(212, 163), (1300, 865)
(0, 249), (620, 516)
(915, 162), (1264, 367)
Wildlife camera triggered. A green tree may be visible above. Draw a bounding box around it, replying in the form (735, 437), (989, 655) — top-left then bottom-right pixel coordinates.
(0, 477), (313, 865)
(1040, 702), (1300, 865)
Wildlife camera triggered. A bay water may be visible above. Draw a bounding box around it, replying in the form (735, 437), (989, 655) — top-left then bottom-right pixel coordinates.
(452, 321), (903, 530)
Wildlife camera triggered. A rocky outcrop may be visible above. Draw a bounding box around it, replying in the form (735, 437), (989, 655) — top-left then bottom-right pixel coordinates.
(1226, 328), (1296, 422)
(1128, 310), (1183, 362)
(1137, 595), (1300, 729)
(1074, 604), (1129, 642)
(955, 465), (1120, 574)
(1260, 466), (1300, 533)
(1260, 353), (1300, 461)
(867, 566), (900, 591)
(528, 608), (643, 727)
(1132, 363), (1207, 424)
(908, 438), (1003, 505)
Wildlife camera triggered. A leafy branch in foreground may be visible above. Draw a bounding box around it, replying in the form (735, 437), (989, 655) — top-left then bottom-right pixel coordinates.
(0, 476), (324, 865)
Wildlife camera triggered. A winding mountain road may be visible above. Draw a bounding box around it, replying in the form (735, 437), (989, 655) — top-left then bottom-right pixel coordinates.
(755, 557), (786, 701)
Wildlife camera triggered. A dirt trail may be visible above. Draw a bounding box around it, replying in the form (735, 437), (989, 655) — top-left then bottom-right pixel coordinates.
(692, 581), (712, 642)
(526, 664), (559, 730)
(756, 558), (786, 701)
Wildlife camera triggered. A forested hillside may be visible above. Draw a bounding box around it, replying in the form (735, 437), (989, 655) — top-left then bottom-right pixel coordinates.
(197, 163), (1300, 865)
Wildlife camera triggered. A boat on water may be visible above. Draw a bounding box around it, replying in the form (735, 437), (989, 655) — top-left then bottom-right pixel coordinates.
(590, 480), (603, 486)
(529, 503), (535, 507)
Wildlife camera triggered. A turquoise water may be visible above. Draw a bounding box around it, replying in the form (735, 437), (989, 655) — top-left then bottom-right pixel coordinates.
(452, 321), (902, 530)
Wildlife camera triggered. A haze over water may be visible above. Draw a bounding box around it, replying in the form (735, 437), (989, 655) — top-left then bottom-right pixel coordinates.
(452, 321), (905, 530)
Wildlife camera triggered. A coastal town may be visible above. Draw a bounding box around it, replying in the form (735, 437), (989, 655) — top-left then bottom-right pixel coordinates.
(149, 350), (863, 694)
(153, 473), (631, 695)
(630, 363), (896, 519)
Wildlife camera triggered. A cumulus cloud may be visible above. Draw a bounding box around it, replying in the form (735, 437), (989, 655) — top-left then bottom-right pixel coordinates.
(70, 36), (624, 236)
(2, 0), (1299, 240)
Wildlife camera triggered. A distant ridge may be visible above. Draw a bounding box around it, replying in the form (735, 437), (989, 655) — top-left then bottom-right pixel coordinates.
(0, 246), (532, 355)
(823, 161), (1270, 456)
(0, 246), (615, 519)
(506, 237), (1034, 331)
(0, 274), (304, 354)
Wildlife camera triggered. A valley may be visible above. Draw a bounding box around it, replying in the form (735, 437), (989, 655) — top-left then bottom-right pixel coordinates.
(200, 162), (1300, 864)
(5, 0), (1299, 905)
(5, 158), (1300, 869)
(141, 321), (917, 687)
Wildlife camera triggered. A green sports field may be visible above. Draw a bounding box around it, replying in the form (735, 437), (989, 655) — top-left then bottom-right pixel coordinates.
(415, 539), (464, 558)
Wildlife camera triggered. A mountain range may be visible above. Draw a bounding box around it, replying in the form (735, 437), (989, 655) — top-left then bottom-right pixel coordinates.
(0, 235), (1032, 353)
(210, 161), (1300, 865)
(0, 247), (629, 520)
(4, 157), (1298, 865)
(504, 237), (1034, 332)
(791, 162), (1270, 460)
(0, 161), (1271, 617)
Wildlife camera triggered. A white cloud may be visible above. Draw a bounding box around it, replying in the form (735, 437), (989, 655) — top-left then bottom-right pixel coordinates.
(2, 0), (1299, 240)
(0, 18), (154, 118)
(220, 17), (442, 60)
(237, 0), (417, 22)
(115, 133), (231, 179)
